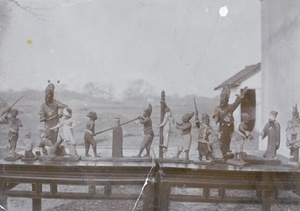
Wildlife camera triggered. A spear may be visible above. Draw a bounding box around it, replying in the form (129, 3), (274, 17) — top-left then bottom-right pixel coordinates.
(94, 117), (140, 136)
(1, 96), (23, 116)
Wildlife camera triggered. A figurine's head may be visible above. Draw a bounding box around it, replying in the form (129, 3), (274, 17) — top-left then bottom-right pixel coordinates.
(287, 120), (293, 129)
(182, 112), (194, 123)
(241, 113), (250, 124)
(63, 107), (72, 118)
(292, 104), (299, 120)
(219, 87), (230, 107)
(202, 113), (210, 125)
(45, 83), (55, 104)
(87, 111), (97, 120)
(10, 109), (18, 118)
(143, 104), (152, 118)
(269, 110), (278, 123)
(165, 106), (172, 117)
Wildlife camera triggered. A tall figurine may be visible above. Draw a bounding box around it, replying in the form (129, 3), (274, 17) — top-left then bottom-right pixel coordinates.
(174, 112), (194, 160)
(135, 104), (154, 157)
(39, 82), (68, 145)
(158, 105), (175, 151)
(286, 104), (300, 163)
(0, 108), (22, 157)
(232, 113), (253, 164)
(213, 86), (247, 155)
(260, 111), (281, 158)
(195, 113), (212, 161)
(112, 117), (123, 158)
(50, 107), (79, 157)
(84, 111), (99, 157)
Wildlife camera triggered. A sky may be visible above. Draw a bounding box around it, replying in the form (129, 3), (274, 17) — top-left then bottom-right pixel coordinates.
(0, 0), (261, 98)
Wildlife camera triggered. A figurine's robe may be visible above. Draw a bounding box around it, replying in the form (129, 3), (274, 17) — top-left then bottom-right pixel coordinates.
(262, 121), (280, 158)
(112, 126), (123, 158)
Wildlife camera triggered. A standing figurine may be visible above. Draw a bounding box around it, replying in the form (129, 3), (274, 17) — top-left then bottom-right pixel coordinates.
(23, 132), (35, 158)
(39, 82), (68, 144)
(260, 111), (281, 158)
(173, 112), (194, 160)
(286, 105), (300, 163)
(112, 117), (123, 158)
(135, 104), (154, 157)
(0, 108), (22, 157)
(50, 107), (79, 157)
(84, 111), (99, 157)
(213, 86), (247, 155)
(195, 113), (213, 161)
(158, 105), (175, 151)
(232, 113), (253, 164)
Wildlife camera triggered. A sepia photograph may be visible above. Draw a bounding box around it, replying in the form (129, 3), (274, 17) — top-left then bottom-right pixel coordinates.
(0, 0), (300, 210)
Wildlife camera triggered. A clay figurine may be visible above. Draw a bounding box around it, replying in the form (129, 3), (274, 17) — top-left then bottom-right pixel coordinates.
(158, 105), (175, 151)
(135, 104), (154, 157)
(39, 130), (67, 159)
(39, 82), (68, 144)
(0, 108), (22, 158)
(213, 86), (247, 155)
(50, 107), (79, 157)
(23, 132), (35, 158)
(84, 111), (100, 157)
(173, 112), (194, 160)
(260, 111), (280, 159)
(286, 104), (300, 163)
(195, 113), (213, 161)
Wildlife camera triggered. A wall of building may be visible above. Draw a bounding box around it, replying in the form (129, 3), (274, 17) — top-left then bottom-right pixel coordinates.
(261, 0), (300, 156)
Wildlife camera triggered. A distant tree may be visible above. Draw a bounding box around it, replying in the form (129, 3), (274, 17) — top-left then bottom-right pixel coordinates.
(122, 79), (154, 102)
(83, 82), (115, 101)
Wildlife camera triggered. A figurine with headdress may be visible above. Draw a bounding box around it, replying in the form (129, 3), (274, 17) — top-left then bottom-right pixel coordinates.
(195, 113), (213, 161)
(174, 112), (194, 160)
(135, 104), (154, 157)
(158, 104), (175, 151)
(260, 110), (281, 158)
(39, 81), (68, 144)
(213, 86), (247, 155)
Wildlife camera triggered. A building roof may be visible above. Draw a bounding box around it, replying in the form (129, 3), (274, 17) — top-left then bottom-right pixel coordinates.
(214, 63), (261, 90)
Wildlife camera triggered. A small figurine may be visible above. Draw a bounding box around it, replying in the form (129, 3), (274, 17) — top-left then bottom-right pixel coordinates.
(112, 117), (123, 158)
(39, 130), (66, 159)
(213, 86), (247, 154)
(135, 104), (154, 157)
(260, 111), (281, 158)
(158, 105), (175, 151)
(173, 112), (194, 160)
(39, 82), (68, 144)
(0, 108), (22, 157)
(232, 113), (253, 164)
(286, 104), (300, 163)
(195, 113), (213, 161)
(210, 132), (225, 163)
(23, 132), (35, 158)
(50, 107), (79, 157)
(84, 111), (99, 157)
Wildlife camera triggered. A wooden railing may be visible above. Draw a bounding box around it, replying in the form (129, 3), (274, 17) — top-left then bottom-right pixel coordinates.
(1, 161), (300, 211)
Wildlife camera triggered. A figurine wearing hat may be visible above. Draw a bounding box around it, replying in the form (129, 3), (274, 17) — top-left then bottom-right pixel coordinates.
(39, 82), (68, 145)
(195, 113), (213, 161)
(50, 107), (79, 157)
(158, 105), (175, 151)
(112, 117), (123, 158)
(233, 113), (254, 164)
(174, 112), (194, 160)
(260, 110), (281, 158)
(213, 86), (247, 154)
(84, 111), (99, 157)
(0, 108), (22, 157)
(135, 104), (154, 157)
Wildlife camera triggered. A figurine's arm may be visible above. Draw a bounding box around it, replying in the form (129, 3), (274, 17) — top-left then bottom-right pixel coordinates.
(17, 118), (23, 127)
(176, 123), (191, 131)
(39, 104), (47, 122)
(50, 123), (62, 130)
(69, 120), (78, 129)
(140, 117), (149, 124)
(260, 123), (269, 139)
(158, 115), (168, 128)
(276, 123), (281, 149)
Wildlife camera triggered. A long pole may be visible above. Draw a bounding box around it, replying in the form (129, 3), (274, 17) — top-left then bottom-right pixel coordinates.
(1, 96), (23, 116)
(159, 90), (166, 158)
(94, 117), (139, 136)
